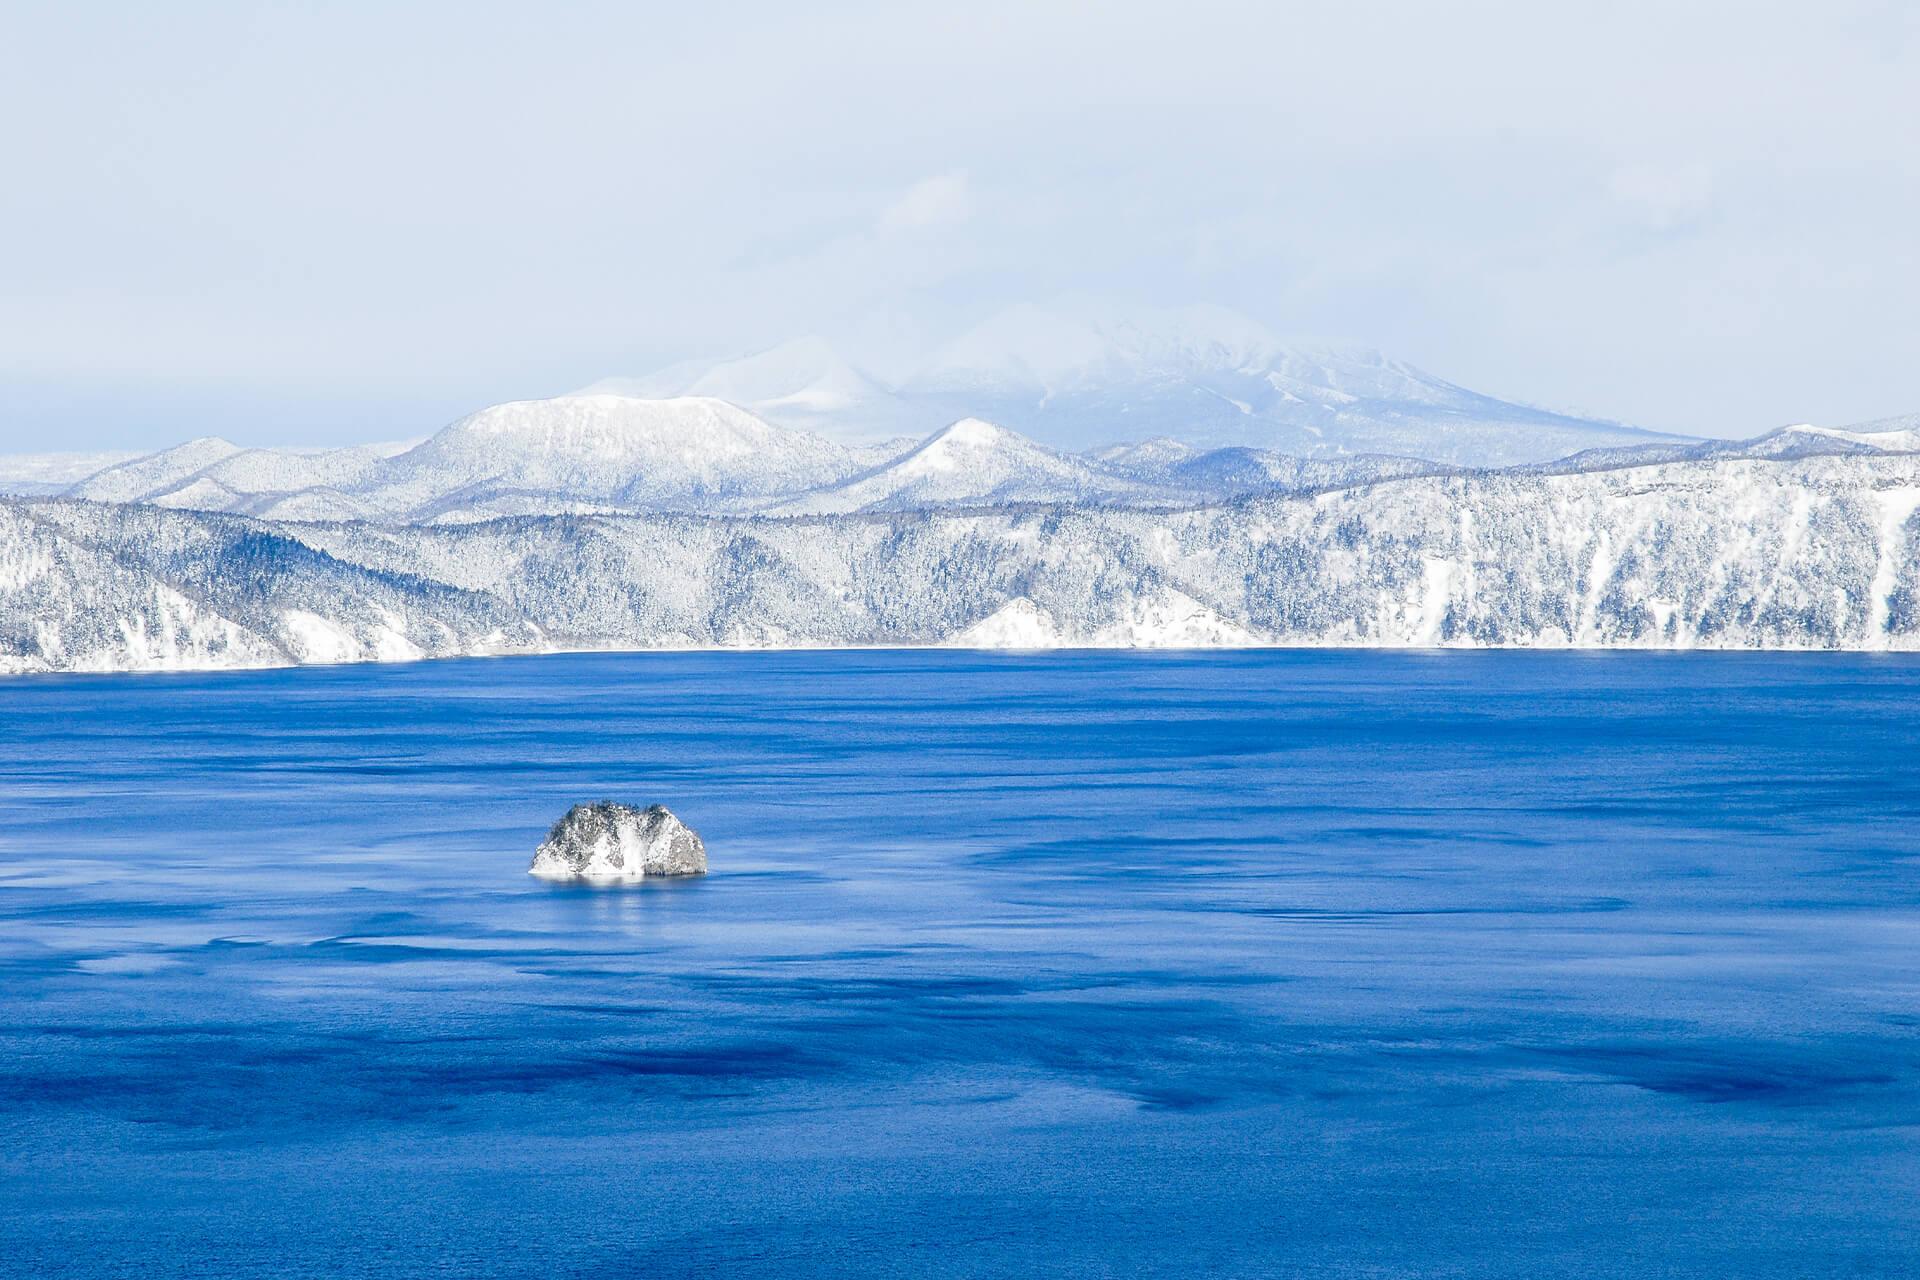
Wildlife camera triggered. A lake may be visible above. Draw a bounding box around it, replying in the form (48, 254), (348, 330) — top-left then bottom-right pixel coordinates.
(1, 650), (1917, 1277)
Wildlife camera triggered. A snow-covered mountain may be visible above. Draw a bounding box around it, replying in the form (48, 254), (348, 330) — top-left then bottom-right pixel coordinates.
(38, 396), (903, 525)
(9, 448), (1920, 673)
(22, 397), (1920, 528)
(586, 305), (1689, 464)
(348, 394), (873, 522)
(893, 303), (1679, 462)
(577, 337), (929, 440)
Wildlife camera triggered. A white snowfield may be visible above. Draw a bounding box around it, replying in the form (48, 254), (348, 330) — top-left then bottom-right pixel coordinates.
(6, 448), (1920, 674)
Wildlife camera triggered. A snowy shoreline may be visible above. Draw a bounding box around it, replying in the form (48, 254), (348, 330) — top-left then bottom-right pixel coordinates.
(11, 635), (1920, 683)
(9, 446), (1920, 675)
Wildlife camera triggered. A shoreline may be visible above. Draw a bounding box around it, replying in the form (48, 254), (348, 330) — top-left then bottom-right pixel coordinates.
(7, 638), (1920, 682)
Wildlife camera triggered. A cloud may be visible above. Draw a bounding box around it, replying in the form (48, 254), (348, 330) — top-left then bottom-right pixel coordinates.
(878, 171), (973, 233)
(3, 3), (1918, 447)
(1607, 163), (1715, 233)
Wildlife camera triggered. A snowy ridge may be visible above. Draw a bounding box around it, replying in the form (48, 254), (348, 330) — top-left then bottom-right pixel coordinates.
(24, 404), (1464, 523)
(772, 418), (1161, 514)
(8, 449), (1920, 673)
(1530, 422), (1920, 475)
(48, 396), (886, 526)
(70, 438), (249, 504)
(356, 394), (866, 521)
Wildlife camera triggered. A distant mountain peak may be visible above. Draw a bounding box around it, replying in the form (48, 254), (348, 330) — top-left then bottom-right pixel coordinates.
(572, 339), (912, 439)
(578, 302), (1681, 464)
(773, 416), (1150, 515)
(1089, 437), (1202, 467)
(925, 416), (1016, 448)
(907, 301), (1294, 392)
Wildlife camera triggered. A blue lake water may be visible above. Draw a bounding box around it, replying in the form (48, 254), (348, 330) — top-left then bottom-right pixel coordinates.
(1, 650), (1917, 1277)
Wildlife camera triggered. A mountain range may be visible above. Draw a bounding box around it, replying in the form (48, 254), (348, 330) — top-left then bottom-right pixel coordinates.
(13, 395), (1462, 523)
(582, 303), (1683, 463)
(3, 303), (1916, 673)
(0, 304), (1715, 522)
(11, 397), (1910, 535)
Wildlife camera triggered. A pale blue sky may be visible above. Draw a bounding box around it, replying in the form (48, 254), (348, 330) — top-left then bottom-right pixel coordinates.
(2, 1), (1916, 449)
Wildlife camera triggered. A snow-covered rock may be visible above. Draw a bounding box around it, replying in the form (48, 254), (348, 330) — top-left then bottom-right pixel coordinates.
(529, 802), (707, 880)
(944, 589), (1260, 648)
(1090, 588), (1264, 647)
(947, 598), (1062, 648)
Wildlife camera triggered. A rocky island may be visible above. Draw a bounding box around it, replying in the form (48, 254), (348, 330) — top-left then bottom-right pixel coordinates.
(528, 802), (707, 881)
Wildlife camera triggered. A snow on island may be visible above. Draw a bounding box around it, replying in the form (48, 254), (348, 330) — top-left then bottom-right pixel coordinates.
(529, 802), (707, 881)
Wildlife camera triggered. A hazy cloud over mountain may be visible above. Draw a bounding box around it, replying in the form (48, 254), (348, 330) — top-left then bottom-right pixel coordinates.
(1, 2), (1916, 448)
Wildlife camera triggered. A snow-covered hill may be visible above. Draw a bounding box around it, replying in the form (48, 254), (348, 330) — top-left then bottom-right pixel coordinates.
(42, 396), (890, 525)
(8, 449), (1920, 673)
(1528, 422), (1920, 476)
(69, 437), (249, 504)
(351, 394), (869, 521)
(64, 438), (405, 516)
(773, 418), (1162, 514)
(1097, 440), (1448, 499)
